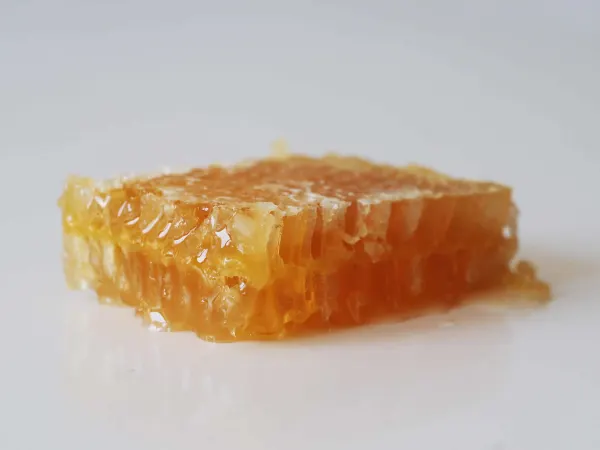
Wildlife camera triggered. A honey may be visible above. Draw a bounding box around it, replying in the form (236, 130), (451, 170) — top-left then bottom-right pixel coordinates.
(59, 152), (550, 342)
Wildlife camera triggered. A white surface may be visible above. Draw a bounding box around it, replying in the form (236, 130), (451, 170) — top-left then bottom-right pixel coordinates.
(1, 1), (600, 449)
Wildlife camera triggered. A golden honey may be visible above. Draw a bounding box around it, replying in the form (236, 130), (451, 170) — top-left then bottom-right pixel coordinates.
(59, 153), (549, 342)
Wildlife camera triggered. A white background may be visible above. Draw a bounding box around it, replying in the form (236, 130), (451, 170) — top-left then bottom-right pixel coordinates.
(1, 1), (599, 449)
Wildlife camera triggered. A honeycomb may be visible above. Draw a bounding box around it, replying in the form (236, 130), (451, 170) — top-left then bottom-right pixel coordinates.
(59, 152), (550, 342)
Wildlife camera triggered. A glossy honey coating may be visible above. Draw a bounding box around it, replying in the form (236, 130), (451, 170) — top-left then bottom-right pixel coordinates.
(60, 154), (550, 341)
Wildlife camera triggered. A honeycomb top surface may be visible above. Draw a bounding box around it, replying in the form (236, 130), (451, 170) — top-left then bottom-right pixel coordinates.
(130, 154), (506, 210)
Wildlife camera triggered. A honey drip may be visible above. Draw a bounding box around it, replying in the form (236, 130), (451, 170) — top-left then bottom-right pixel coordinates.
(59, 153), (550, 342)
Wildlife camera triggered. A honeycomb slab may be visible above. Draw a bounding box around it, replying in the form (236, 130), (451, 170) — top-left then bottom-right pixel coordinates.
(59, 152), (550, 341)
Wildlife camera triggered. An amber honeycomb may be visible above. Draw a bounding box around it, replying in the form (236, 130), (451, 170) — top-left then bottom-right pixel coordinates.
(59, 152), (550, 342)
